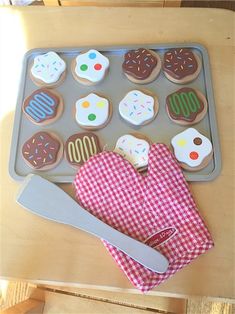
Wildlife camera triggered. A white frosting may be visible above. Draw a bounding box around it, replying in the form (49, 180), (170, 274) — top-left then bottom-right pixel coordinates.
(31, 51), (66, 84)
(114, 134), (150, 169)
(119, 90), (155, 125)
(75, 49), (109, 83)
(75, 93), (109, 127)
(171, 128), (212, 167)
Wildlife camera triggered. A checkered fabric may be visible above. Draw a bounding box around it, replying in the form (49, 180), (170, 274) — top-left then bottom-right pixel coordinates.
(74, 144), (214, 292)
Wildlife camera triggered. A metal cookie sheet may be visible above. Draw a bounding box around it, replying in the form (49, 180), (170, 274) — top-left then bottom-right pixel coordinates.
(9, 43), (221, 182)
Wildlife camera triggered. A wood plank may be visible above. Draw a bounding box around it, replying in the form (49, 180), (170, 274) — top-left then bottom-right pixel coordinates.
(42, 0), (59, 5)
(38, 285), (187, 313)
(0, 7), (234, 301)
(186, 299), (234, 314)
(59, 0), (164, 7)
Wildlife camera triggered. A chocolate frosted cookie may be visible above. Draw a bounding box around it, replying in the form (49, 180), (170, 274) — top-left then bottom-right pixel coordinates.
(65, 132), (101, 168)
(122, 48), (161, 84)
(163, 48), (201, 84)
(22, 131), (63, 170)
(166, 87), (207, 125)
(22, 88), (63, 125)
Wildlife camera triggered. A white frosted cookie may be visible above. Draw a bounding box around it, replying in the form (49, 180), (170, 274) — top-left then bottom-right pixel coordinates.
(30, 51), (66, 87)
(72, 49), (109, 85)
(75, 93), (111, 130)
(114, 134), (150, 170)
(119, 90), (158, 126)
(171, 128), (213, 171)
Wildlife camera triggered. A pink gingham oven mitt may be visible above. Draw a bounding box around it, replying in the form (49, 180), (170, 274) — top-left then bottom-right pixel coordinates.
(74, 144), (214, 292)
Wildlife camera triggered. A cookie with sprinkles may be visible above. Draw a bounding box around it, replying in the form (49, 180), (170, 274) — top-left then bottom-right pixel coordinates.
(114, 134), (151, 172)
(163, 48), (201, 84)
(30, 51), (66, 88)
(22, 88), (64, 126)
(119, 90), (158, 126)
(166, 87), (208, 125)
(22, 131), (63, 170)
(122, 48), (161, 84)
(71, 49), (109, 86)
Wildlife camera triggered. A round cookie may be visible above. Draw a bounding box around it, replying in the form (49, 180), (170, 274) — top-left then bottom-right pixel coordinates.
(171, 128), (213, 171)
(163, 48), (201, 84)
(114, 134), (151, 171)
(22, 131), (63, 170)
(65, 132), (101, 169)
(30, 51), (66, 88)
(71, 49), (109, 86)
(22, 88), (63, 126)
(74, 93), (112, 130)
(166, 87), (207, 125)
(119, 90), (158, 126)
(122, 48), (161, 84)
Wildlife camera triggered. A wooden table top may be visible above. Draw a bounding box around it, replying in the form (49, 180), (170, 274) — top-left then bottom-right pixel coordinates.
(0, 7), (234, 301)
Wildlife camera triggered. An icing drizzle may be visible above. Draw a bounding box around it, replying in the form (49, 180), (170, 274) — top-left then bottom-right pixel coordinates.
(65, 133), (101, 166)
(31, 51), (66, 84)
(119, 90), (155, 126)
(166, 88), (204, 122)
(114, 134), (150, 169)
(23, 89), (59, 123)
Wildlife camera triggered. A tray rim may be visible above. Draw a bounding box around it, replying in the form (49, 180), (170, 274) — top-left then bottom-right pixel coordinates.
(9, 42), (222, 183)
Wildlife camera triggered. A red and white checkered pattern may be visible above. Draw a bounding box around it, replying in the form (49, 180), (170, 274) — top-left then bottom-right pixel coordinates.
(74, 144), (214, 292)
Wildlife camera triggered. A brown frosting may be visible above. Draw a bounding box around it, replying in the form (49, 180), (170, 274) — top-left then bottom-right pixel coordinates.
(65, 133), (101, 167)
(23, 88), (59, 123)
(22, 132), (61, 169)
(122, 48), (158, 80)
(163, 48), (198, 80)
(166, 87), (204, 122)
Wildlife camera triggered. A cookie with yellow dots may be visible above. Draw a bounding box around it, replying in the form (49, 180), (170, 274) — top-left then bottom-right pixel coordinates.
(171, 128), (213, 171)
(74, 93), (112, 130)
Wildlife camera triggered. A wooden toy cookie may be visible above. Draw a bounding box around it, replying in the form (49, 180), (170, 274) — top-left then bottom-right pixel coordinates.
(65, 132), (101, 168)
(171, 128), (213, 171)
(30, 51), (66, 88)
(22, 88), (63, 126)
(75, 93), (112, 130)
(163, 48), (201, 84)
(166, 87), (207, 125)
(71, 49), (109, 85)
(114, 134), (150, 171)
(119, 90), (158, 126)
(22, 131), (63, 170)
(122, 48), (161, 84)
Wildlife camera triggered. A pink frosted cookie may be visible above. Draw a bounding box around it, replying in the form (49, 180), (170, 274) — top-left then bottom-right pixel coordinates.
(30, 51), (66, 88)
(171, 128), (213, 171)
(71, 49), (109, 85)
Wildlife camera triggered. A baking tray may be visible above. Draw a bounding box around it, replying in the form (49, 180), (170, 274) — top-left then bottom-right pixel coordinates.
(9, 43), (221, 182)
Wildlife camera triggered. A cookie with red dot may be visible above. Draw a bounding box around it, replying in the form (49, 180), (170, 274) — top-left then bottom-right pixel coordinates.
(71, 49), (109, 85)
(171, 128), (213, 171)
(74, 93), (112, 130)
